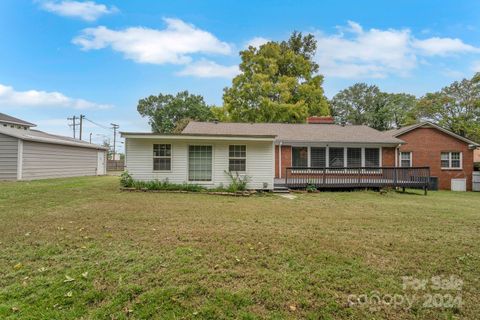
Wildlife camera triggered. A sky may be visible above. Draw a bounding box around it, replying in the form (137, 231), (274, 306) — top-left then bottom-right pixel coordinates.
(1, 0), (480, 150)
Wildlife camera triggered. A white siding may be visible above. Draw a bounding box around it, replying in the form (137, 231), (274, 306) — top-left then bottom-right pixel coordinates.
(0, 133), (18, 180)
(125, 138), (274, 189)
(22, 141), (101, 180)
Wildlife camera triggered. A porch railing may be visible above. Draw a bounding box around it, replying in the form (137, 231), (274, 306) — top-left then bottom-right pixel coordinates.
(284, 166), (430, 193)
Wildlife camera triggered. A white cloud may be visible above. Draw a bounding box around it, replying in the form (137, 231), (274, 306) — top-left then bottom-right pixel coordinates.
(0, 84), (112, 109)
(314, 21), (479, 78)
(412, 37), (479, 56)
(177, 60), (239, 78)
(470, 61), (480, 73)
(39, 0), (118, 21)
(245, 37), (270, 48)
(73, 18), (232, 65)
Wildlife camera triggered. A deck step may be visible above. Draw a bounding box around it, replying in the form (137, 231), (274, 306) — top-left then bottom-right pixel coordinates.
(273, 187), (290, 193)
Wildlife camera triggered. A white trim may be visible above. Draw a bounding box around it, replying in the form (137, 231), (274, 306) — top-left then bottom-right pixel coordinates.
(278, 143), (282, 178)
(325, 146), (329, 167)
(152, 143), (172, 172)
(380, 147), (383, 166)
(399, 151), (412, 167)
(124, 138), (128, 169)
(121, 134), (275, 142)
(307, 146), (311, 167)
(273, 141), (277, 181)
(395, 145), (399, 167)
(187, 144), (214, 183)
(441, 151), (463, 170)
(17, 139), (23, 180)
(228, 144), (247, 173)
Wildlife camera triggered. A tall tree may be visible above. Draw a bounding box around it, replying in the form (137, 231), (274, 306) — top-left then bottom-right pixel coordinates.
(386, 93), (418, 128)
(331, 83), (418, 130)
(416, 73), (480, 141)
(331, 83), (388, 130)
(223, 32), (330, 123)
(137, 91), (214, 133)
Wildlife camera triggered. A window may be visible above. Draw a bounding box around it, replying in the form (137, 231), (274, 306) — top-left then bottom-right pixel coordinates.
(329, 147), (344, 168)
(441, 152), (462, 169)
(292, 147), (308, 167)
(153, 144), (171, 171)
(365, 148), (380, 167)
(347, 148), (361, 167)
(188, 145), (212, 181)
(400, 152), (412, 167)
(229, 145), (246, 172)
(310, 147), (326, 167)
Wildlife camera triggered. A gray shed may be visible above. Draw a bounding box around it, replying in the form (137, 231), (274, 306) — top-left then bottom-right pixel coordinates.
(0, 113), (107, 181)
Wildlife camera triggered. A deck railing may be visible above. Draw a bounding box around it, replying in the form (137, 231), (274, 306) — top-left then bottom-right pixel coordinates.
(284, 166), (430, 193)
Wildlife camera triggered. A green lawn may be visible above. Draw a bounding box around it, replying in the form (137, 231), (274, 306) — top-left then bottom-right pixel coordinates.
(0, 176), (479, 319)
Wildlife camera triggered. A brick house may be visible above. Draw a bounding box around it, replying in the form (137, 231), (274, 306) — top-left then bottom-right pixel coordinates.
(180, 119), (479, 191)
(386, 122), (479, 191)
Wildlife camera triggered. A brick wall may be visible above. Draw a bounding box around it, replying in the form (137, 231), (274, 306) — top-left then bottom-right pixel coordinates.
(382, 147), (396, 166)
(275, 145), (292, 178)
(398, 127), (474, 191)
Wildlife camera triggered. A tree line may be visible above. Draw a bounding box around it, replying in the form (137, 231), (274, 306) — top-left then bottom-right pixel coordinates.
(137, 33), (480, 142)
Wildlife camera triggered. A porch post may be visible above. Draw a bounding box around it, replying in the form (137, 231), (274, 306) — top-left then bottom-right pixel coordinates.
(278, 142), (282, 179)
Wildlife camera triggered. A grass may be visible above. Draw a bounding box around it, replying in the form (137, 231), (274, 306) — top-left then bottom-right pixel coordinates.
(0, 176), (479, 319)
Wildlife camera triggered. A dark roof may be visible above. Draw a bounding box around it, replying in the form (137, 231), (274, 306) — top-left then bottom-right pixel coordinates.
(182, 121), (404, 144)
(120, 132), (276, 138)
(0, 126), (107, 150)
(0, 112), (36, 127)
(386, 121), (479, 147)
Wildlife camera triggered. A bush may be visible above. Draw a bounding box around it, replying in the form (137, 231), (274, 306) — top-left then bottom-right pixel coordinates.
(306, 184), (317, 193)
(120, 175), (206, 192)
(120, 171), (134, 187)
(225, 171), (250, 192)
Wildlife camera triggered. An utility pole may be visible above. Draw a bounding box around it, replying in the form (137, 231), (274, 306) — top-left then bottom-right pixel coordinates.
(111, 123), (119, 160)
(79, 114), (85, 140)
(67, 116), (77, 139)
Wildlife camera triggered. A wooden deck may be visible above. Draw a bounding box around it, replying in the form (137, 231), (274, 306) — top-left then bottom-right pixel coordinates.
(280, 167), (430, 194)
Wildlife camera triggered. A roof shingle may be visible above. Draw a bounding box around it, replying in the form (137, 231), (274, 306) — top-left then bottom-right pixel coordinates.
(183, 121), (404, 144)
(0, 112), (36, 127)
(0, 126), (107, 150)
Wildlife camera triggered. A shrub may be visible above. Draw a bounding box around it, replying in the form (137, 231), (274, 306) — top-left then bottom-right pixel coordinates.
(306, 184), (317, 193)
(120, 171), (134, 187)
(120, 176), (205, 192)
(225, 171), (250, 192)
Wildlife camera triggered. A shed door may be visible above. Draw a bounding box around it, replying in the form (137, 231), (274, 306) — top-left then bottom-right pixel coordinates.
(97, 151), (105, 175)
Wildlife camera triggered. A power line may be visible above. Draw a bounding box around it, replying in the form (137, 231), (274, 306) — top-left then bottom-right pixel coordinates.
(83, 117), (111, 131)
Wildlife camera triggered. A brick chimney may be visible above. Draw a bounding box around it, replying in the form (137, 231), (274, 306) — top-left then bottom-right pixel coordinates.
(307, 116), (335, 124)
